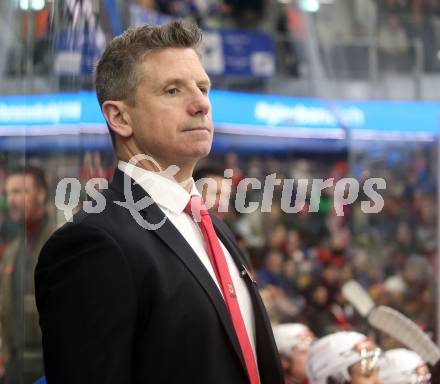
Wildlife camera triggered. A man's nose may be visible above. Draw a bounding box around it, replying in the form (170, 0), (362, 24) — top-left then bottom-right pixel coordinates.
(188, 90), (210, 116)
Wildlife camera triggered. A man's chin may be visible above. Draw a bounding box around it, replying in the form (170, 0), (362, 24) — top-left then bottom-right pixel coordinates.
(190, 144), (212, 160)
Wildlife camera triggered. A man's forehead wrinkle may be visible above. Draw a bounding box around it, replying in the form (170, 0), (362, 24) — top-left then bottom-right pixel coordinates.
(142, 51), (208, 79)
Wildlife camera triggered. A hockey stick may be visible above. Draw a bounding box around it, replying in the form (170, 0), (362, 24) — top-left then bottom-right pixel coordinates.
(342, 280), (440, 380)
(368, 305), (440, 380)
(341, 280), (375, 318)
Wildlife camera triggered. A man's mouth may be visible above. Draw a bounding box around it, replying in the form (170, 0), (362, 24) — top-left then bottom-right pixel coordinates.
(183, 127), (210, 133)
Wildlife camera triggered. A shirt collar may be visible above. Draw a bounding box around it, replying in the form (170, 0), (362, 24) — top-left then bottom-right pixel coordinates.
(118, 160), (200, 215)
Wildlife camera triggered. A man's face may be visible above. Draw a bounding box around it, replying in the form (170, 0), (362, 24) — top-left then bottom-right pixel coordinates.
(415, 364), (431, 383)
(289, 348), (308, 381)
(126, 47), (213, 171)
(350, 360), (382, 384)
(349, 339), (382, 384)
(5, 174), (44, 223)
(288, 329), (314, 381)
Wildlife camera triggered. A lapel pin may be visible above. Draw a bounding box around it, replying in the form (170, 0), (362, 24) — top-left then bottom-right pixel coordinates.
(241, 264), (257, 284)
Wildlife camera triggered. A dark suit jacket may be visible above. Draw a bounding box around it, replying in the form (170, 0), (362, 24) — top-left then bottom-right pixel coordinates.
(35, 169), (284, 383)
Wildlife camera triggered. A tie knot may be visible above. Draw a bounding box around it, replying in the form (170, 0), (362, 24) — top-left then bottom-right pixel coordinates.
(185, 196), (208, 221)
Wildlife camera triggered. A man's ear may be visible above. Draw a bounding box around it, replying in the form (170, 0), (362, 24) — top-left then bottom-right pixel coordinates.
(102, 100), (133, 139)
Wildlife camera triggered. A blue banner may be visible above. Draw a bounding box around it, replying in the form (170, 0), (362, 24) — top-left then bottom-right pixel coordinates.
(0, 92), (105, 136)
(0, 91), (439, 151)
(202, 29), (275, 77)
(54, 28), (105, 75)
(128, 7), (275, 78)
(211, 91), (440, 142)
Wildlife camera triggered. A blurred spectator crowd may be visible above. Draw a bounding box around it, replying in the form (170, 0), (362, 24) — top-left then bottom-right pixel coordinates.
(377, 0), (440, 72)
(0, 143), (437, 380)
(5, 0), (440, 86)
(196, 146), (437, 342)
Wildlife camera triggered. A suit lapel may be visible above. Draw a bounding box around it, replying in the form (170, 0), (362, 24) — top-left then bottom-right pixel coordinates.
(109, 170), (247, 374)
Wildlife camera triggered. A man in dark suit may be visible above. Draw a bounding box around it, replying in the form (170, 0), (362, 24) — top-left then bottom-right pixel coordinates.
(35, 21), (283, 383)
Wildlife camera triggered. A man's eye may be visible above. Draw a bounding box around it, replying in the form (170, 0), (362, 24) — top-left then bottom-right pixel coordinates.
(199, 87), (209, 94)
(166, 88), (179, 95)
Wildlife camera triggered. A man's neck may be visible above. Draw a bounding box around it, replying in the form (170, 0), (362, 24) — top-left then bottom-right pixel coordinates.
(119, 158), (195, 193)
(117, 147), (197, 192)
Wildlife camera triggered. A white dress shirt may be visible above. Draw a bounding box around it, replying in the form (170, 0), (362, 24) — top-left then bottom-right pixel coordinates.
(117, 161), (258, 361)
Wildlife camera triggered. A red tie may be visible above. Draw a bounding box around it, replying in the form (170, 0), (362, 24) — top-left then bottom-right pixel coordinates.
(185, 196), (259, 384)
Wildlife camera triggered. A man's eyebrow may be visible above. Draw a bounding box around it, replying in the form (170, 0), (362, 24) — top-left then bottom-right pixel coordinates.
(197, 80), (211, 88)
(160, 78), (211, 88)
(160, 78), (184, 87)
